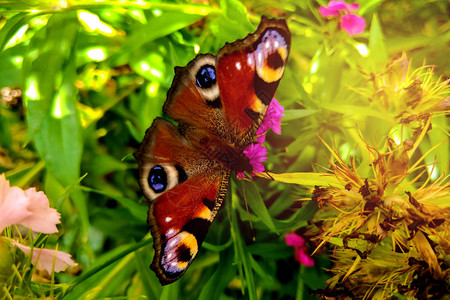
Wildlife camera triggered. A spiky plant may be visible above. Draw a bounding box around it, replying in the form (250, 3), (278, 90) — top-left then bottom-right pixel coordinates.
(358, 54), (449, 140)
(305, 57), (450, 299)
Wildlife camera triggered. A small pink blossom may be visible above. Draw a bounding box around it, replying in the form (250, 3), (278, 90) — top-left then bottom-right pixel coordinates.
(0, 174), (60, 234)
(285, 233), (315, 267)
(237, 143), (267, 179)
(319, 1), (366, 36)
(257, 98), (285, 144)
(318, 1), (359, 16)
(11, 240), (77, 273)
(341, 14), (366, 35)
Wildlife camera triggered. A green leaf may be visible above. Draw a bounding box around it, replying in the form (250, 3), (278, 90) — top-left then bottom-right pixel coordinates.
(272, 201), (318, 231)
(247, 243), (292, 259)
(23, 13), (79, 145)
(0, 108), (13, 149)
(261, 172), (344, 188)
(64, 237), (153, 298)
(283, 109), (317, 121)
(368, 14), (388, 71)
(309, 46), (345, 103)
(198, 248), (235, 300)
(112, 12), (203, 64)
(4, 161), (45, 188)
(236, 180), (277, 232)
(134, 248), (161, 299)
(81, 186), (147, 223)
(22, 13), (89, 238)
(0, 44), (25, 88)
(320, 103), (388, 120)
(231, 195), (257, 300)
(209, 0), (253, 44)
(220, 0), (252, 31)
(0, 12), (30, 51)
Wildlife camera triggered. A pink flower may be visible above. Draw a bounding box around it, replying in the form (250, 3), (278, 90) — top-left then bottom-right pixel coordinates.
(318, 1), (366, 36)
(318, 1), (359, 16)
(237, 143), (267, 179)
(285, 233), (315, 267)
(10, 240), (77, 273)
(0, 174), (60, 234)
(257, 98), (285, 144)
(341, 14), (366, 35)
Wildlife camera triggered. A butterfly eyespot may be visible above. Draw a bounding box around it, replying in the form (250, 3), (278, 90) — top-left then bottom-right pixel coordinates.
(266, 52), (284, 70)
(253, 30), (288, 84)
(196, 65), (216, 89)
(149, 165), (167, 193)
(177, 244), (193, 262)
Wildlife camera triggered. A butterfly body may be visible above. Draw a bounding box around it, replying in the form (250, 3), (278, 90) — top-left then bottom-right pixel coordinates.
(135, 17), (290, 285)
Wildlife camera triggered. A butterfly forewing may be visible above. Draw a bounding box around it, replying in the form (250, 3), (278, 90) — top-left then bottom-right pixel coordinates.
(217, 17), (291, 146)
(164, 18), (291, 149)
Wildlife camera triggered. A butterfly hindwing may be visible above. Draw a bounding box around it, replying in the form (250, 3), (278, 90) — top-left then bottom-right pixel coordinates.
(149, 169), (230, 284)
(135, 118), (230, 284)
(135, 118), (208, 201)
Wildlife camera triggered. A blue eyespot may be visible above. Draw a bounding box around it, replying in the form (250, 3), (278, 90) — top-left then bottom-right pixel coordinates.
(149, 165), (167, 193)
(196, 65), (216, 89)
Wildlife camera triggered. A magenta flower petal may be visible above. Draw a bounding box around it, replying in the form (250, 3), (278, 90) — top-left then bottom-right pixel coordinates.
(257, 98), (285, 143)
(11, 240), (77, 273)
(243, 143), (267, 173)
(285, 233), (315, 267)
(266, 98), (284, 135)
(319, 1), (359, 16)
(341, 14), (366, 36)
(345, 2), (360, 11)
(318, 6), (340, 17)
(256, 134), (267, 144)
(319, 1), (365, 36)
(297, 248), (315, 267)
(285, 232), (305, 247)
(319, 4), (344, 16)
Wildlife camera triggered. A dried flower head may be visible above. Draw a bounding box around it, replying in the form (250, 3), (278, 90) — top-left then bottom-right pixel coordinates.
(308, 132), (450, 299)
(358, 54), (449, 139)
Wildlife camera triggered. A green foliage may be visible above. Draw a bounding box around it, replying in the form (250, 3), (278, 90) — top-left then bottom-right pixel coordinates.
(0, 0), (448, 299)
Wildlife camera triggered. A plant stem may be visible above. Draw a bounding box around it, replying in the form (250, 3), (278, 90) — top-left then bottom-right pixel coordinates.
(296, 265), (305, 300)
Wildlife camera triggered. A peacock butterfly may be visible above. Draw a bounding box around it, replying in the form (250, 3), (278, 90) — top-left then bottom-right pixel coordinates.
(135, 17), (290, 285)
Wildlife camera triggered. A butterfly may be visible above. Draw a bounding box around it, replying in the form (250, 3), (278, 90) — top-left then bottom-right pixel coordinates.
(134, 17), (291, 285)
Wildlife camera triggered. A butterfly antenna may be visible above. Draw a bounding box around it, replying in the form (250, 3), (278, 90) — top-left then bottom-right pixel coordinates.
(264, 171), (274, 180)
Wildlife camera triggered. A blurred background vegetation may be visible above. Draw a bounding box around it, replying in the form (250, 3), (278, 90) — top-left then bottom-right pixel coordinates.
(0, 0), (448, 299)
